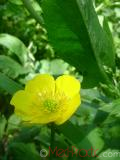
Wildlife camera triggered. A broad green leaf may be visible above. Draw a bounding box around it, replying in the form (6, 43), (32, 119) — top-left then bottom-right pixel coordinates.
(0, 115), (7, 140)
(109, 125), (120, 138)
(93, 110), (109, 125)
(0, 34), (28, 64)
(81, 128), (104, 154)
(97, 99), (120, 125)
(57, 121), (104, 153)
(50, 59), (69, 75)
(39, 59), (69, 75)
(8, 142), (40, 160)
(0, 72), (23, 95)
(81, 88), (104, 102)
(103, 18), (115, 59)
(57, 121), (87, 145)
(7, 114), (21, 133)
(14, 126), (41, 142)
(41, 0), (115, 88)
(99, 99), (120, 117)
(9, 0), (23, 5)
(0, 55), (28, 78)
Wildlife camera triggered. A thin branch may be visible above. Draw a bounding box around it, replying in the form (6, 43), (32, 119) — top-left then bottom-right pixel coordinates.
(50, 123), (55, 160)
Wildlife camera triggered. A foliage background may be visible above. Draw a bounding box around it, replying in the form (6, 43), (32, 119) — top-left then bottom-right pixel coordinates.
(0, 0), (120, 159)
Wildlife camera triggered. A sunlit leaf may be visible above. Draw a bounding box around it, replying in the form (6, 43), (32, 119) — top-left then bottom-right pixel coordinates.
(9, 0), (23, 5)
(0, 55), (29, 78)
(0, 34), (28, 64)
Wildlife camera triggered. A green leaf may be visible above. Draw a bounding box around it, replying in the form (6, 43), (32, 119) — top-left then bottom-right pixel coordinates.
(0, 115), (7, 140)
(0, 72), (23, 95)
(82, 128), (104, 153)
(41, 0), (115, 88)
(14, 126), (41, 143)
(57, 121), (104, 153)
(103, 18), (115, 58)
(109, 125), (120, 138)
(7, 114), (21, 133)
(39, 59), (69, 75)
(57, 121), (87, 145)
(98, 99), (120, 125)
(50, 59), (69, 75)
(0, 34), (28, 64)
(8, 142), (40, 160)
(9, 0), (23, 5)
(93, 110), (109, 125)
(99, 99), (120, 118)
(81, 88), (104, 102)
(0, 55), (28, 78)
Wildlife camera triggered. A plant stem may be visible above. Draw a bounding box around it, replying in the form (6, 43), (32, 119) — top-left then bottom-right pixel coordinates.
(50, 123), (55, 160)
(21, 0), (43, 25)
(95, 3), (104, 12)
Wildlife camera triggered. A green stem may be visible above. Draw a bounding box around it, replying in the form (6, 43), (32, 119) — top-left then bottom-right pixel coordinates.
(50, 123), (55, 160)
(95, 3), (104, 12)
(21, 0), (43, 25)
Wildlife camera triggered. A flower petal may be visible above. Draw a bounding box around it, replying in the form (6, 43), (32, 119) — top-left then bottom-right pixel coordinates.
(10, 90), (60, 124)
(55, 94), (81, 125)
(56, 75), (80, 98)
(29, 112), (60, 124)
(10, 90), (40, 121)
(25, 74), (55, 95)
(10, 90), (32, 110)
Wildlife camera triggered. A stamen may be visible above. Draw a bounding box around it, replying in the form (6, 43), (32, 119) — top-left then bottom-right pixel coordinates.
(43, 99), (57, 112)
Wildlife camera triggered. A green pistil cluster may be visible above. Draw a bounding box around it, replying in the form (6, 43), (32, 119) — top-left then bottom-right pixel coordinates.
(43, 99), (57, 112)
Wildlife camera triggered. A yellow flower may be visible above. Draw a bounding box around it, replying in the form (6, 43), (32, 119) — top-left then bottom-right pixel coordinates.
(10, 74), (81, 125)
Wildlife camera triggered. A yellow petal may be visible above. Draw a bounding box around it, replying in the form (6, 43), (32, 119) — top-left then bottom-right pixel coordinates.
(10, 90), (39, 121)
(29, 112), (60, 124)
(25, 74), (55, 95)
(56, 75), (80, 98)
(10, 90), (60, 124)
(10, 90), (32, 110)
(55, 94), (81, 125)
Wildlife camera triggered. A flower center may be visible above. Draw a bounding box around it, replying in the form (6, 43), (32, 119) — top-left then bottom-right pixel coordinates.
(43, 99), (57, 112)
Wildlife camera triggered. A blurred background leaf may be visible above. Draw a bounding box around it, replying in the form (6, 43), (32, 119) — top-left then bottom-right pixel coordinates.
(0, 72), (22, 95)
(0, 115), (7, 140)
(8, 142), (40, 160)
